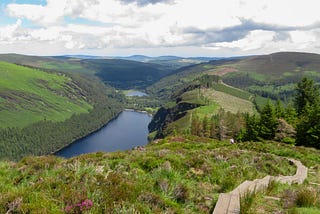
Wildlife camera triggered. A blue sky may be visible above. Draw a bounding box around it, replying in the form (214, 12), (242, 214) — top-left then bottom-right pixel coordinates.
(1, 0), (320, 56)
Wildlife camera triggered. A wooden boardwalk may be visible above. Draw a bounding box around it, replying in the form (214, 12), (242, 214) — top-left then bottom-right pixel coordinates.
(213, 158), (308, 214)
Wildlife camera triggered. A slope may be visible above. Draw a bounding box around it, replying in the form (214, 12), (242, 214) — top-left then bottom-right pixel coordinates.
(148, 52), (320, 102)
(83, 58), (174, 89)
(0, 54), (179, 90)
(149, 75), (258, 138)
(0, 61), (123, 160)
(221, 52), (320, 100)
(0, 62), (92, 128)
(0, 135), (319, 213)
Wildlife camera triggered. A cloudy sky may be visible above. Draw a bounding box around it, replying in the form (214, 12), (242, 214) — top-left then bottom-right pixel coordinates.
(0, 0), (320, 56)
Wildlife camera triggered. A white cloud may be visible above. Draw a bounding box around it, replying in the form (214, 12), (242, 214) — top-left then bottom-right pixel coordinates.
(214, 30), (276, 51)
(2, 0), (320, 55)
(0, 19), (24, 44)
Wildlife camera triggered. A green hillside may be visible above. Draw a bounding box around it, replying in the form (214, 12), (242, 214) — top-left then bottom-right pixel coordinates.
(149, 76), (259, 139)
(148, 52), (320, 102)
(83, 59), (174, 89)
(0, 61), (123, 160)
(0, 135), (319, 213)
(146, 58), (243, 100)
(0, 54), (178, 90)
(0, 62), (92, 128)
(0, 54), (91, 74)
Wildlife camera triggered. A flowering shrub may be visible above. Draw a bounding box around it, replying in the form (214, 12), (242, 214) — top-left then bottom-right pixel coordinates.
(65, 199), (93, 214)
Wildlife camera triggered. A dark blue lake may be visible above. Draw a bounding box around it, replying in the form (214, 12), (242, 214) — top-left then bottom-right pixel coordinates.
(55, 110), (152, 158)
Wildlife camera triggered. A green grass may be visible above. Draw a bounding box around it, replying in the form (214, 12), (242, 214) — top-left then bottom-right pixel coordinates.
(247, 166), (320, 213)
(40, 61), (91, 74)
(292, 207), (320, 214)
(202, 88), (256, 114)
(193, 102), (220, 119)
(0, 136), (307, 213)
(212, 82), (253, 101)
(178, 89), (206, 105)
(0, 61), (92, 128)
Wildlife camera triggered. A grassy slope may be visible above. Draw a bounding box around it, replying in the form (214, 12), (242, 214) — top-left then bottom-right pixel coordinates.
(0, 62), (92, 128)
(0, 54), (177, 90)
(159, 82), (257, 136)
(201, 88), (256, 115)
(0, 54), (92, 74)
(148, 52), (320, 103)
(146, 58), (241, 99)
(0, 135), (319, 213)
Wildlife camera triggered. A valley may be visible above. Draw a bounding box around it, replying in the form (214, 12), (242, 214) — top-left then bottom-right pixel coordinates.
(0, 52), (320, 213)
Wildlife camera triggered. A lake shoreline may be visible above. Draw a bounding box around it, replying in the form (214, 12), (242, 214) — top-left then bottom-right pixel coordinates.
(51, 110), (123, 156)
(52, 109), (152, 157)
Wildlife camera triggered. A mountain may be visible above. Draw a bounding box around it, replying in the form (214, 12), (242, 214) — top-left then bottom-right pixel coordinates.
(0, 54), (92, 74)
(0, 54), (179, 89)
(148, 75), (260, 138)
(0, 61), (123, 160)
(81, 58), (174, 89)
(110, 55), (218, 62)
(148, 52), (320, 101)
(0, 61), (92, 128)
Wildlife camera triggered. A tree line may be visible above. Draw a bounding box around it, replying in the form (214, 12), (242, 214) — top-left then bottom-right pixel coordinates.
(190, 77), (320, 149)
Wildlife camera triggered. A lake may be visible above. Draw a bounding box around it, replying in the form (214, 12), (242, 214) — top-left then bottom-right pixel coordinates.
(55, 110), (152, 158)
(126, 90), (148, 97)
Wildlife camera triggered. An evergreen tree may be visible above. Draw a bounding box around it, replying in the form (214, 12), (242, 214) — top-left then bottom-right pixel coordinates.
(296, 102), (320, 148)
(294, 77), (319, 115)
(243, 113), (259, 141)
(259, 101), (278, 140)
(275, 99), (285, 118)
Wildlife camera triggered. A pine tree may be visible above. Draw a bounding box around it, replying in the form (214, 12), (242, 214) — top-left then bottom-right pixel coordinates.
(243, 113), (259, 141)
(294, 77), (320, 148)
(259, 101), (278, 140)
(275, 99), (285, 118)
(294, 77), (319, 115)
(296, 102), (320, 148)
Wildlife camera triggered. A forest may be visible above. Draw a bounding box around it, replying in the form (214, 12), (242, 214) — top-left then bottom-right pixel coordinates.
(189, 77), (320, 149)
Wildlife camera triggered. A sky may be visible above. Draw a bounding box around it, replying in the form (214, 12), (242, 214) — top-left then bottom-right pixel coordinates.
(0, 0), (320, 57)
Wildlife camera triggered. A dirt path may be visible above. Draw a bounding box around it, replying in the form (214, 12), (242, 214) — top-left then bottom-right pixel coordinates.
(212, 158), (308, 214)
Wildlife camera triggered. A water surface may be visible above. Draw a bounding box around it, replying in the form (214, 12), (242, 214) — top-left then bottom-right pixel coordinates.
(126, 91), (148, 97)
(55, 110), (152, 158)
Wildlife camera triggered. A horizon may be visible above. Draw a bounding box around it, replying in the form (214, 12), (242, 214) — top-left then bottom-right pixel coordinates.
(0, 50), (318, 59)
(1, 0), (320, 56)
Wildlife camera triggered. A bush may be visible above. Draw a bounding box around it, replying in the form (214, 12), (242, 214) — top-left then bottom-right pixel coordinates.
(296, 188), (318, 207)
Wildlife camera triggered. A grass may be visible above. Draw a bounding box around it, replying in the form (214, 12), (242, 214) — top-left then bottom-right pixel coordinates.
(193, 102), (220, 119)
(236, 142), (320, 213)
(0, 61), (92, 128)
(155, 85), (257, 137)
(240, 190), (258, 214)
(202, 88), (256, 114)
(40, 61), (91, 74)
(179, 89), (206, 105)
(212, 82), (253, 101)
(0, 136), (310, 213)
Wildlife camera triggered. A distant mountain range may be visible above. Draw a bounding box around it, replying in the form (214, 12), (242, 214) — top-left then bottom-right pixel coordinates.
(56, 54), (221, 62)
